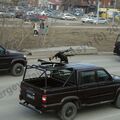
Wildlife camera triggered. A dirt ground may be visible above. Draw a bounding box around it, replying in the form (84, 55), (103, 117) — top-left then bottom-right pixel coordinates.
(45, 26), (119, 52)
(0, 23), (119, 52)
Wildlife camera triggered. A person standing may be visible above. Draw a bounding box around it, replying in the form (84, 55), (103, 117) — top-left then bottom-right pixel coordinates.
(33, 22), (39, 36)
(45, 25), (48, 35)
(40, 20), (45, 35)
(49, 51), (69, 64)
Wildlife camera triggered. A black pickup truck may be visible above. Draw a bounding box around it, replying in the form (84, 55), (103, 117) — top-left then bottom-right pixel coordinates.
(0, 45), (27, 76)
(19, 62), (120, 120)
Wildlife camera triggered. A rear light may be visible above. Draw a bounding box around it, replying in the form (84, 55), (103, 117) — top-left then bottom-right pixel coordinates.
(42, 95), (47, 103)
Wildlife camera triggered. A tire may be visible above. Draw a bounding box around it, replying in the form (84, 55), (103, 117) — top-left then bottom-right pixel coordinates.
(115, 93), (120, 108)
(11, 63), (24, 76)
(59, 102), (77, 120)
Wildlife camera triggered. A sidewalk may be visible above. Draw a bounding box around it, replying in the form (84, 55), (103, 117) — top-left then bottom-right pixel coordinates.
(23, 46), (98, 59)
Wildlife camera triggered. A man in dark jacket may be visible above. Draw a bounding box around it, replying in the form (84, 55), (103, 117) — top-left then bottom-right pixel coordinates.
(49, 48), (73, 64)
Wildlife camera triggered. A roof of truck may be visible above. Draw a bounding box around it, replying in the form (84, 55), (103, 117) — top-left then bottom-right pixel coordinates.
(27, 62), (103, 71)
(64, 63), (103, 71)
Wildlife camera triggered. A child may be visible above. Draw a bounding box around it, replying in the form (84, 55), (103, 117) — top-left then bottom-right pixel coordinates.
(33, 23), (39, 36)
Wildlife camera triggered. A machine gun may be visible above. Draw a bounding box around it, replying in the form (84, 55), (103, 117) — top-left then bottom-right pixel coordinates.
(49, 47), (73, 64)
(38, 59), (65, 68)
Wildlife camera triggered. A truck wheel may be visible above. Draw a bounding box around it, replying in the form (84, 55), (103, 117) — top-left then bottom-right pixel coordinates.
(11, 63), (24, 76)
(115, 93), (120, 108)
(59, 102), (77, 120)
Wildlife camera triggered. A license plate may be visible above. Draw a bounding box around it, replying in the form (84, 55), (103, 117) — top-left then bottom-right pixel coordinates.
(26, 93), (35, 100)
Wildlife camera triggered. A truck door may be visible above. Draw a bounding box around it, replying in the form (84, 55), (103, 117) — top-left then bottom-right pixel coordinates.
(78, 70), (100, 104)
(0, 46), (11, 70)
(96, 69), (116, 101)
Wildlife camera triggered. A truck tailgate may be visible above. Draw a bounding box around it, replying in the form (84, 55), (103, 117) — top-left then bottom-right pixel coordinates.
(20, 81), (44, 108)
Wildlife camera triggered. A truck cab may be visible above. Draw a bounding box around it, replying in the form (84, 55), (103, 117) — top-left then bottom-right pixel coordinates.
(0, 45), (27, 76)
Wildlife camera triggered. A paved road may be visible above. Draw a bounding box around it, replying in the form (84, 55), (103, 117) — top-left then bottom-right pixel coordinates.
(0, 54), (120, 120)
(0, 23), (118, 29)
(0, 18), (118, 29)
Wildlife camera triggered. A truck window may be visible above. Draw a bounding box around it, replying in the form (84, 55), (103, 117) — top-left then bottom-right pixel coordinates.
(24, 68), (45, 80)
(80, 71), (96, 84)
(51, 68), (75, 85)
(96, 70), (110, 82)
(51, 69), (72, 79)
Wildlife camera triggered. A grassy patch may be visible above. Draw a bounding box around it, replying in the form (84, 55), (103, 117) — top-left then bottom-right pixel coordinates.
(0, 24), (118, 52)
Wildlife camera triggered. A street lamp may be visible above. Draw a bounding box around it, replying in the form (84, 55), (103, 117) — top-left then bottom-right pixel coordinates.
(112, 0), (117, 25)
(96, 0), (100, 24)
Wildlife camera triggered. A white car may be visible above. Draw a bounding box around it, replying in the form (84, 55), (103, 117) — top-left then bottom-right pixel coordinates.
(81, 16), (95, 23)
(90, 18), (108, 24)
(61, 13), (77, 20)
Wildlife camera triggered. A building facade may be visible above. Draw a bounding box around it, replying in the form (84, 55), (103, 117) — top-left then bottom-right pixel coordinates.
(48, 0), (62, 10)
(61, 0), (117, 13)
(62, 0), (115, 8)
(90, 0), (114, 7)
(27, 0), (61, 9)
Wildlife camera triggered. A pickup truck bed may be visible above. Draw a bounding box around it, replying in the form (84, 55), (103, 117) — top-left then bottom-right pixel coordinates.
(25, 77), (64, 89)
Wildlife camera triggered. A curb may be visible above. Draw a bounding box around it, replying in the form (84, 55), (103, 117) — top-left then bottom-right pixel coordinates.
(23, 46), (98, 59)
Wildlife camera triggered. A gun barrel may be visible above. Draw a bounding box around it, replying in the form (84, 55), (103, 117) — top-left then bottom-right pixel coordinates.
(61, 47), (73, 53)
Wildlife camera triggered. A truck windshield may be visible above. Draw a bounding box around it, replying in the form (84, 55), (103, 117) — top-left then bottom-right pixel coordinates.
(24, 67), (47, 80)
(51, 69), (73, 81)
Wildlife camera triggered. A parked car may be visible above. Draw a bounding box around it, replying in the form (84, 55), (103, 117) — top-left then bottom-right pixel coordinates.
(115, 14), (120, 21)
(81, 16), (95, 23)
(72, 8), (84, 16)
(19, 61), (120, 120)
(61, 13), (77, 20)
(23, 14), (47, 22)
(89, 17), (108, 24)
(16, 11), (25, 19)
(1, 11), (16, 18)
(7, 11), (16, 18)
(0, 45), (27, 76)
